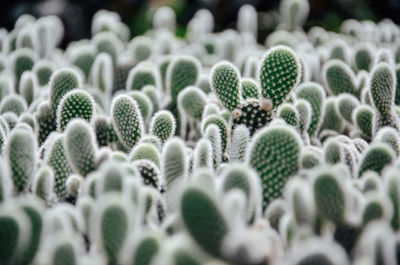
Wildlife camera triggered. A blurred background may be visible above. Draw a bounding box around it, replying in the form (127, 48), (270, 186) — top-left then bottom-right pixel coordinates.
(1, 0), (399, 47)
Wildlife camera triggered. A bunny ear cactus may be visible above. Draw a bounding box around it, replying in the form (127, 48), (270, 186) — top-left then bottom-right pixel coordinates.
(0, 207), (30, 265)
(0, 95), (27, 116)
(6, 128), (37, 192)
(150, 110), (176, 143)
(204, 124), (222, 169)
(57, 89), (95, 132)
(49, 68), (82, 114)
(337, 93), (360, 123)
(36, 102), (57, 145)
(358, 143), (395, 177)
(130, 143), (161, 167)
(111, 94), (144, 150)
(353, 105), (374, 140)
(64, 119), (97, 177)
(362, 194), (392, 225)
(384, 169), (400, 231)
(313, 168), (347, 225)
(258, 45), (301, 110)
(128, 91), (153, 122)
(240, 78), (260, 100)
(193, 138), (213, 170)
(320, 97), (343, 134)
(295, 82), (326, 137)
(167, 55), (201, 103)
(278, 103), (299, 127)
(202, 114), (228, 154)
(33, 166), (55, 203)
(34, 60), (55, 86)
(180, 184), (228, 259)
(323, 60), (358, 96)
(130, 232), (161, 265)
(353, 44), (374, 72)
(90, 52), (114, 94)
(230, 125), (250, 162)
(45, 133), (73, 198)
(126, 63), (160, 91)
(375, 127), (400, 156)
(247, 125), (302, 209)
(133, 159), (161, 190)
(70, 45), (96, 80)
(210, 62), (241, 111)
(231, 98), (273, 136)
(370, 62), (399, 131)
(11, 48), (35, 87)
(178, 86), (207, 120)
(19, 71), (37, 106)
(93, 194), (130, 264)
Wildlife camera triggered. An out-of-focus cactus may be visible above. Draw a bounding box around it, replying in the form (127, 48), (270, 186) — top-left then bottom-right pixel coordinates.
(337, 93), (360, 123)
(230, 125), (250, 162)
(323, 60), (358, 96)
(6, 128), (36, 192)
(295, 82), (325, 137)
(130, 232), (161, 265)
(204, 124), (222, 169)
(126, 63), (160, 91)
(64, 119), (97, 177)
(178, 86), (207, 120)
(202, 114), (228, 154)
(45, 133), (73, 198)
(130, 143), (161, 167)
(111, 94), (144, 150)
(19, 71), (37, 106)
(353, 44), (374, 72)
(358, 143), (395, 177)
(211, 62), (241, 111)
(150, 110), (176, 143)
(167, 55), (201, 103)
(57, 89), (95, 132)
(258, 45), (301, 109)
(247, 125), (301, 209)
(33, 166), (54, 203)
(11, 48), (35, 87)
(93, 194), (130, 264)
(280, 0), (310, 30)
(128, 91), (153, 122)
(320, 97), (343, 134)
(375, 127), (400, 156)
(370, 62), (399, 131)
(353, 105), (374, 140)
(33, 60), (55, 86)
(193, 138), (213, 170)
(0, 95), (27, 116)
(36, 102), (57, 145)
(180, 184), (228, 258)
(90, 52), (114, 94)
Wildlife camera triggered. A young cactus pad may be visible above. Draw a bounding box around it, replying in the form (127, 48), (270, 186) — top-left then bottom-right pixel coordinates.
(258, 45), (301, 109)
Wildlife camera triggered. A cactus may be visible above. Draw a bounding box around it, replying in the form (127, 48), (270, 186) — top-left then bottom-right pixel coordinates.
(93, 32), (119, 64)
(111, 94), (144, 150)
(313, 168), (347, 225)
(193, 138), (213, 170)
(0, 95), (27, 116)
(36, 102), (57, 145)
(358, 143), (395, 177)
(384, 169), (400, 230)
(295, 82), (325, 137)
(64, 119), (97, 177)
(231, 99), (274, 135)
(395, 64), (400, 105)
(323, 60), (357, 96)
(167, 55), (201, 103)
(19, 71), (37, 105)
(362, 194), (392, 225)
(126, 63), (160, 91)
(133, 159), (161, 190)
(129, 36), (152, 62)
(0, 208), (30, 265)
(375, 127), (400, 155)
(130, 143), (161, 167)
(180, 185), (228, 258)
(353, 105), (374, 139)
(90, 52), (114, 94)
(33, 166), (54, 203)
(142, 85), (160, 113)
(57, 89), (95, 132)
(70, 45), (96, 79)
(258, 45), (301, 109)
(6, 128), (37, 192)
(247, 125), (301, 208)
(11, 48), (35, 86)
(162, 137), (187, 189)
(202, 114), (228, 154)
(354, 44), (374, 72)
(178, 86), (207, 120)
(370, 62), (399, 131)
(337, 93), (360, 123)
(230, 125), (250, 162)
(278, 103), (298, 127)
(210, 62), (241, 111)
(128, 90), (153, 122)
(45, 133), (74, 198)
(150, 110), (176, 143)
(131, 233), (160, 265)
(301, 146), (322, 169)
(324, 138), (343, 165)
(93, 194), (130, 264)
(204, 124), (222, 169)
(240, 78), (260, 100)
(320, 97), (343, 134)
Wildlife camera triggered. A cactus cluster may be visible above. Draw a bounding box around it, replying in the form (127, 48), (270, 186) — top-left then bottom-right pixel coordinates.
(2, 3), (400, 265)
